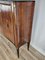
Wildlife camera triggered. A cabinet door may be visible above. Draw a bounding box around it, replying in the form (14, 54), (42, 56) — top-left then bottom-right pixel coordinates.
(1, 11), (14, 43)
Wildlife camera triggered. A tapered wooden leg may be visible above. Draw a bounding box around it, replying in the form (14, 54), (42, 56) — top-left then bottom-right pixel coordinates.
(27, 42), (30, 50)
(17, 48), (19, 58)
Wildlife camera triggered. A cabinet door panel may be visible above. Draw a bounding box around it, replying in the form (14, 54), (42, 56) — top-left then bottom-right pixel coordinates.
(1, 11), (14, 43)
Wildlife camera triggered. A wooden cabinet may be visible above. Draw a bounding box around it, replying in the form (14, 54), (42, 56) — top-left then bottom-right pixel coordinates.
(15, 2), (35, 48)
(0, 1), (35, 57)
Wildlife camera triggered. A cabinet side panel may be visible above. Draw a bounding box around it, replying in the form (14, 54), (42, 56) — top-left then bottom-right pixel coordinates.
(15, 2), (35, 47)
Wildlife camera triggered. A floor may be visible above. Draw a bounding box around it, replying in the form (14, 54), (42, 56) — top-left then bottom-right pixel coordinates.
(0, 34), (45, 60)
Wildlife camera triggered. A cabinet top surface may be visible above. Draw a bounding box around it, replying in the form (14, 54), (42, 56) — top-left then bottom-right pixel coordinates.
(0, 0), (35, 6)
(0, 0), (35, 3)
(0, 0), (35, 1)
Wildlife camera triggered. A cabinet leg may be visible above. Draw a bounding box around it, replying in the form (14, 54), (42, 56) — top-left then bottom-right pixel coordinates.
(27, 42), (30, 50)
(17, 48), (19, 58)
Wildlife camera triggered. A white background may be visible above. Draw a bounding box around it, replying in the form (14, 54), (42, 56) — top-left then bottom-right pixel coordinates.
(31, 0), (45, 55)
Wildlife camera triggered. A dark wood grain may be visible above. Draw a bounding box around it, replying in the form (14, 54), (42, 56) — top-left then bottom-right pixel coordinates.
(15, 2), (35, 48)
(0, 1), (35, 57)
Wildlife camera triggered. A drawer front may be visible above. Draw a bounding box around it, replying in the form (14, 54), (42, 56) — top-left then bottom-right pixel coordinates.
(1, 11), (14, 43)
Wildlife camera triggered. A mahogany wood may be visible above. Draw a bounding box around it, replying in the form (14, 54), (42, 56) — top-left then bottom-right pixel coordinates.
(0, 1), (35, 57)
